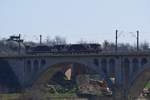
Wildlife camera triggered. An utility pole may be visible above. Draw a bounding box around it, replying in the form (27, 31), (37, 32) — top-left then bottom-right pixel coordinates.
(115, 30), (118, 52)
(40, 35), (42, 44)
(18, 34), (21, 55)
(137, 30), (139, 51)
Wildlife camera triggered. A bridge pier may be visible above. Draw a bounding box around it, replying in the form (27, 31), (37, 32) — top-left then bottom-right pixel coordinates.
(114, 87), (129, 100)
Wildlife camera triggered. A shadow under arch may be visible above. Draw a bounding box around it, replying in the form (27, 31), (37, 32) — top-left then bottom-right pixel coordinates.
(0, 59), (21, 93)
(127, 67), (150, 99)
(32, 62), (97, 88)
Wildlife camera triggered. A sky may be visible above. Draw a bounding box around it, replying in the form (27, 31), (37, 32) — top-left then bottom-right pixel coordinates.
(0, 0), (150, 44)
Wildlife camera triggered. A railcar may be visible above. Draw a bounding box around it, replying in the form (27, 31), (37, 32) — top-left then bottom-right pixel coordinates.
(26, 43), (102, 54)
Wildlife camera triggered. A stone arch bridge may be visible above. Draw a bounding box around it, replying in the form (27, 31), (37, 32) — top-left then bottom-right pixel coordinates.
(0, 52), (150, 100)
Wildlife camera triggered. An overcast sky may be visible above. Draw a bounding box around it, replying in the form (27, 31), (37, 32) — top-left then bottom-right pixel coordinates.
(0, 0), (150, 44)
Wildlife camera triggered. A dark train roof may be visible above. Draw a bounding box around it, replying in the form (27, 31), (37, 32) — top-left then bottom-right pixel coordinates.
(69, 44), (87, 51)
(32, 45), (50, 52)
(88, 44), (101, 49)
(53, 45), (68, 50)
(26, 43), (102, 53)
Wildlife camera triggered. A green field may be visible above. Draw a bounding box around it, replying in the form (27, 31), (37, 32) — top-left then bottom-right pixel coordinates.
(0, 92), (77, 100)
(145, 82), (150, 88)
(0, 93), (20, 100)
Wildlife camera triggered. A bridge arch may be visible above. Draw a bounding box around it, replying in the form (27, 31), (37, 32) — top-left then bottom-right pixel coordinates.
(109, 58), (116, 77)
(93, 58), (99, 66)
(132, 58), (139, 75)
(0, 60), (21, 92)
(31, 61), (97, 88)
(128, 67), (150, 99)
(141, 58), (148, 67)
(26, 60), (32, 73)
(124, 58), (130, 83)
(101, 58), (107, 74)
(40, 59), (46, 68)
(33, 60), (39, 73)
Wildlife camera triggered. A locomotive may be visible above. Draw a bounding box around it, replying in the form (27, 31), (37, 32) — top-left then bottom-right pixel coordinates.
(26, 43), (102, 54)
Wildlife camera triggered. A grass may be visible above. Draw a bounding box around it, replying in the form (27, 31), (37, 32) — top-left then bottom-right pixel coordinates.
(48, 93), (77, 98)
(145, 82), (150, 88)
(0, 93), (20, 100)
(0, 92), (77, 100)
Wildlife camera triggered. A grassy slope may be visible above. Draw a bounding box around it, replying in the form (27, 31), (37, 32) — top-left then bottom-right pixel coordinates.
(145, 82), (150, 88)
(0, 93), (20, 100)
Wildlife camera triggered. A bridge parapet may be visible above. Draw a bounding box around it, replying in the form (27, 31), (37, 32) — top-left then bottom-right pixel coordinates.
(1, 51), (150, 58)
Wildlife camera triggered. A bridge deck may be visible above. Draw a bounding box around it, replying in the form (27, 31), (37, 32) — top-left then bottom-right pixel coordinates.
(0, 52), (150, 59)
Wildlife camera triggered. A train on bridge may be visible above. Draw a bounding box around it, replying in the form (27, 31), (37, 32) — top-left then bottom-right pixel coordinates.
(25, 43), (102, 54)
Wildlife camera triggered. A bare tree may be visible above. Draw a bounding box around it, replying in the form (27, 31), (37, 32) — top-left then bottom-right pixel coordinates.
(45, 36), (66, 46)
(102, 40), (110, 51)
(140, 41), (149, 51)
(54, 36), (66, 45)
(77, 39), (87, 44)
